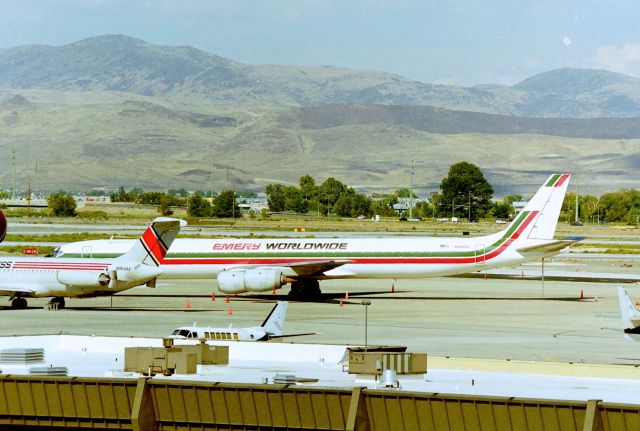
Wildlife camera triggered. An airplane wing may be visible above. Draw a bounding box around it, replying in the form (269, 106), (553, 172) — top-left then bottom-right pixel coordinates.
(0, 284), (38, 295)
(234, 260), (352, 278)
(285, 260), (352, 277)
(516, 237), (584, 259)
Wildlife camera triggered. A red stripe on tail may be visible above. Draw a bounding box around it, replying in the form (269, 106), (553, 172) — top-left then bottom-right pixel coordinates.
(141, 226), (167, 264)
(554, 174), (570, 187)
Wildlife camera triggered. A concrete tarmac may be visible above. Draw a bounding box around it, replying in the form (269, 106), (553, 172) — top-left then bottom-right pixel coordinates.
(1, 275), (637, 366)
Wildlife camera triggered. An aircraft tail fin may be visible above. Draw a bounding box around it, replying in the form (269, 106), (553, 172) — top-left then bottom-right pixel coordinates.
(618, 287), (640, 333)
(116, 217), (186, 266)
(261, 301), (288, 336)
(504, 174), (570, 246)
(0, 209), (6, 243)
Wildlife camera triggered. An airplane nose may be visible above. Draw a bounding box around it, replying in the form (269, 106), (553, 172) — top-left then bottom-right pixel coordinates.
(0, 210), (6, 243)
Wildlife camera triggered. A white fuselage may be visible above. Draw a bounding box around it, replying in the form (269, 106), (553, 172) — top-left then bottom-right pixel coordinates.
(171, 326), (268, 341)
(54, 212), (550, 281)
(0, 257), (157, 298)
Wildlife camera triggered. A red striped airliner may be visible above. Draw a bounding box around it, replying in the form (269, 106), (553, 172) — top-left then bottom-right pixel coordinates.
(54, 174), (576, 300)
(0, 217), (184, 309)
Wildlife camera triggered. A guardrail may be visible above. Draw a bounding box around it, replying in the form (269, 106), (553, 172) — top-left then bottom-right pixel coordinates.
(0, 375), (637, 430)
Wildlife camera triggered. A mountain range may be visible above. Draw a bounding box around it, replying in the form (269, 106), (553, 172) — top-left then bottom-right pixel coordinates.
(1, 35), (640, 196)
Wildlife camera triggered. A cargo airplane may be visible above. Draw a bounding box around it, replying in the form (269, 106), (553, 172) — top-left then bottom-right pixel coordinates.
(0, 215), (185, 309)
(170, 301), (313, 341)
(53, 174), (576, 300)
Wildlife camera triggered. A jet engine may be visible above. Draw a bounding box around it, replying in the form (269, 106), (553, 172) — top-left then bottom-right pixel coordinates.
(217, 268), (286, 293)
(0, 210), (6, 243)
(56, 271), (110, 288)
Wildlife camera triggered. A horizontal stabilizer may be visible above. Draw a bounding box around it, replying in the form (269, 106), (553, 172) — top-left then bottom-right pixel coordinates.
(516, 237), (583, 259)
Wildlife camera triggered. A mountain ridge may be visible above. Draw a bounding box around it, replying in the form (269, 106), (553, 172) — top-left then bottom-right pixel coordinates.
(2, 35), (640, 117)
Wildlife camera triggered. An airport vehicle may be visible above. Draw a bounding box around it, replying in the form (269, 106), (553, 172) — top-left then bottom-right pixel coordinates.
(53, 174), (576, 300)
(618, 287), (640, 340)
(170, 301), (312, 341)
(0, 216), (185, 309)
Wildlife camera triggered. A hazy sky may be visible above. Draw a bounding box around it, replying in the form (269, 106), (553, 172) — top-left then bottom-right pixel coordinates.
(2, 0), (640, 86)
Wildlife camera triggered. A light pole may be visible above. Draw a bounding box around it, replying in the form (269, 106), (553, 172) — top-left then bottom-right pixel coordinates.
(362, 299), (371, 352)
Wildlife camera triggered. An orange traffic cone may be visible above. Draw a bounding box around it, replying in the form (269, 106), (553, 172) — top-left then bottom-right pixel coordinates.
(339, 298), (343, 308)
(580, 290), (584, 300)
(186, 300), (191, 310)
(211, 292), (216, 302)
(345, 292), (349, 300)
(225, 295), (230, 304)
(228, 307), (233, 315)
(391, 283), (395, 293)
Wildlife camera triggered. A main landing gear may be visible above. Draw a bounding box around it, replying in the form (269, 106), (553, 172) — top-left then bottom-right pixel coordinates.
(288, 279), (322, 301)
(11, 297), (27, 309)
(48, 297), (66, 310)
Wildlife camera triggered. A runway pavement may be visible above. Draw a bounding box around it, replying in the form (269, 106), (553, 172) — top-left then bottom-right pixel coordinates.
(1, 275), (637, 366)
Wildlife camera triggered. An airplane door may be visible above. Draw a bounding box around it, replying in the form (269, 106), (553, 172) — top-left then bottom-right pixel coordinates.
(474, 244), (486, 264)
(81, 246), (92, 258)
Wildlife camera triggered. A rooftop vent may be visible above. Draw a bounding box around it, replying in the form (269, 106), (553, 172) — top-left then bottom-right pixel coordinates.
(29, 366), (68, 376)
(0, 348), (45, 364)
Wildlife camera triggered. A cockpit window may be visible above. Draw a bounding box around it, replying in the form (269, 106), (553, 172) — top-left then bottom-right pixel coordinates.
(171, 329), (192, 337)
(51, 247), (63, 257)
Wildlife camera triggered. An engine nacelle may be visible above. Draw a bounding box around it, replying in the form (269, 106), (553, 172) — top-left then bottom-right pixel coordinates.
(217, 268), (286, 294)
(56, 271), (110, 288)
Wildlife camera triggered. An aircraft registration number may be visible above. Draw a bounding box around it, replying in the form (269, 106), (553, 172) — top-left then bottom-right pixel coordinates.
(0, 261), (12, 269)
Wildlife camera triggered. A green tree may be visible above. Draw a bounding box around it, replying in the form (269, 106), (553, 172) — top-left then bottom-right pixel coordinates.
(0, 191), (9, 199)
(187, 194), (212, 217)
(334, 194), (353, 217)
(351, 194), (373, 217)
(284, 186), (308, 213)
(503, 194), (522, 206)
(395, 188), (418, 198)
(299, 175), (317, 201)
(371, 193), (399, 217)
(266, 184), (286, 212)
(168, 188), (189, 197)
(158, 194), (175, 216)
(319, 177), (348, 207)
(137, 192), (165, 205)
(110, 186), (136, 203)
(212, 190), (241, 218)
(47, 193), (77, 216)
(440, 162), (493, 220)
(491, 202), (512, 219)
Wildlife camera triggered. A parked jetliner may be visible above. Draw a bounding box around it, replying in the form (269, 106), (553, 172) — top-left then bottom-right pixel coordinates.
(618, 287), (640, 341)
(0, 216), (185, 309)
(170, 301), (312, 341)
(53, 174), (576, 300)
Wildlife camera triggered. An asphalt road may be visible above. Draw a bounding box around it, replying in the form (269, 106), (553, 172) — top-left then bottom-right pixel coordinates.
(1, 276), (637, 366)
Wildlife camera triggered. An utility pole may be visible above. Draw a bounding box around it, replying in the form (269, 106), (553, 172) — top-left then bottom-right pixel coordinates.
(575, 164), (580, 224)
(11, 150), (16, 200)
(409, 160), (414, 219)
(211, 162), (215, 202)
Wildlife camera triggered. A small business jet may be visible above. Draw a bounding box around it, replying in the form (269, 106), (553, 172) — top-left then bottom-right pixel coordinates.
(53, 174), (577, 300)
(170, 301), (312, 341)
(617, 287), (640, 341)
(0, 213), (185, 309)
